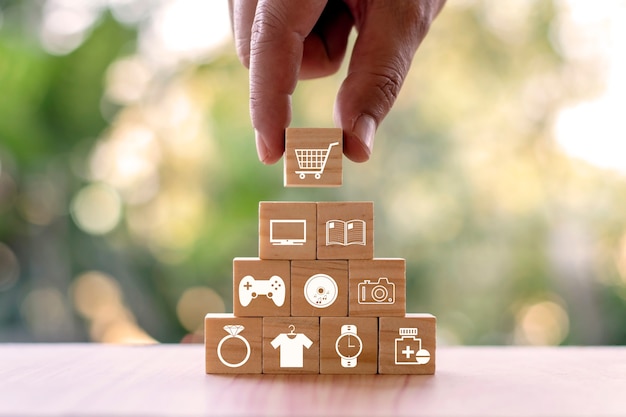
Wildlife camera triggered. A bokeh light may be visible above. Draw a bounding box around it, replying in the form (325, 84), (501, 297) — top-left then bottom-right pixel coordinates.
(553, 0), (626, 173)
(108, 0), (154, 25)
(139, 0), (231, 66)
(515, 298), (570, 345)
(39, 0), (103, 55)
(72, 271), (156, 344)
(176, 287), (225, 335)
(72, 270), (124, 320)
(71, 183), (122, 235)
(105, 56), (153, 105)
(89, 121), (162, 204)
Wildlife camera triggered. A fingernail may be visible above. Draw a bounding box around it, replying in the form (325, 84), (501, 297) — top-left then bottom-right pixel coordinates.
(352, 115), (376, 157)
(255, 129), (270, 163)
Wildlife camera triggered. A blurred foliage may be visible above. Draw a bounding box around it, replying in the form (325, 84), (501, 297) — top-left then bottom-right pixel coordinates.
(1, 0), (625, 345)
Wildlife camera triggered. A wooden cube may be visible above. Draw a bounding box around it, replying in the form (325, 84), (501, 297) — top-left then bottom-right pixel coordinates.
(349, 259), (406, 317)
(291, 260), (348, 317)
(205, 314), (262, 374)
(259, 202), (317, 260)
(320, 317), (378, 374)
(378, 314), (436, 375)
(233, 258), (291, 317)
(317, 202), (374, 260)
(263, 317), (320, 374)
(284, 128), (342, 187)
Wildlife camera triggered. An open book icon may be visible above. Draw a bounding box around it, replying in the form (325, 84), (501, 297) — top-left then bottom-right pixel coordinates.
(326, 219), (366, 246)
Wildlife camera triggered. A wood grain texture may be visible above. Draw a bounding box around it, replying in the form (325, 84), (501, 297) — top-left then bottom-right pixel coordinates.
(205, 314), (262, 374)
(1, 345), (626, 417)
(349, 259), (406, 317)
(320, 317), (378, 374)
(379, 314), (436, 375)
(291, 260), (348, 317)
(263, 317), (320, 374)
(317, 202), (374, 260)
(284, 128), (342, 187)
(233, 258), (291, 317)
(258, 202), (317, 260)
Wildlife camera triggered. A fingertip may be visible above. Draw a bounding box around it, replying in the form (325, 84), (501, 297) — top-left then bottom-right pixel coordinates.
(339, 114), (376, 163)
(262, 153), (283, 165)
(255, 130), (271, 163)
(237, 47), (251, 69)
(353, 114), (376, 157)
(255, 130), (284, 165)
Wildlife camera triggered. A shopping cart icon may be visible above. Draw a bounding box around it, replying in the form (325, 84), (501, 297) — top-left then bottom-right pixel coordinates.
(294, 142), (339, 180)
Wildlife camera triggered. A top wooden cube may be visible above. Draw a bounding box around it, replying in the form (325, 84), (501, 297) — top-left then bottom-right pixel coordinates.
(284, 128), (342, 187)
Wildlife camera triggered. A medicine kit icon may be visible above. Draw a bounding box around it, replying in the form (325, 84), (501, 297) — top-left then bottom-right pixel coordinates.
(394, 327), (431, 365)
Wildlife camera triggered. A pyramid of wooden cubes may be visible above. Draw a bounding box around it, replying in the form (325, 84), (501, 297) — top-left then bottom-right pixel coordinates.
(205, 128), (436, 374)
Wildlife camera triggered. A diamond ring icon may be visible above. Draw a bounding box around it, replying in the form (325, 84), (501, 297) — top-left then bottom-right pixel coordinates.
(217, 324), (251, 368)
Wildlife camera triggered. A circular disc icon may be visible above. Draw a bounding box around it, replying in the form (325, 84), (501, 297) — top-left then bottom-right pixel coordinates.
(304, 274), (338, 308)
(372, 285), (389, 302)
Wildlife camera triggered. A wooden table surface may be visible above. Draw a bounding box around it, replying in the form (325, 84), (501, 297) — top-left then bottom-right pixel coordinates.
(0, 344), (624, 417)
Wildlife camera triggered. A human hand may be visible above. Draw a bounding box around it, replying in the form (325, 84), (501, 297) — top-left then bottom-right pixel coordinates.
(229, 0), (446, 164)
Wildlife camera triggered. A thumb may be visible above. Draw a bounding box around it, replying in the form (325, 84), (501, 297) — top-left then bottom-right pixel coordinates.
(334, 1), (439, 162)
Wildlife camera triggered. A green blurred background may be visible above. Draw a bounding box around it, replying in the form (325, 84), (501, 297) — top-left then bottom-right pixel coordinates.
(1, 0), (625, 345)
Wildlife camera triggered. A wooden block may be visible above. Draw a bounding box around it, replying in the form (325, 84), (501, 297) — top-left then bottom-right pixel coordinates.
(348, 259), (406, 317)
(320, 317), (378, 374)
(263, 317), (320, 374)
(316, 202), (373, 260)
(291, 260), (348, 317)
(378, 314), (436, 375)
(233, 258), (291, 317)
(204, 314), (262, 374)
(259, 201), (317, 260)
(284, 128), (342, 187)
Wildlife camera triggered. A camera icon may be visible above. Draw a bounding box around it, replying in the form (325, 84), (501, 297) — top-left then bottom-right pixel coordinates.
(357, 277), (395, 304)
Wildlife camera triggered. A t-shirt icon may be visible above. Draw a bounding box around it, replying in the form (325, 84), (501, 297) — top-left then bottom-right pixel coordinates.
(270, 325), (313, 368)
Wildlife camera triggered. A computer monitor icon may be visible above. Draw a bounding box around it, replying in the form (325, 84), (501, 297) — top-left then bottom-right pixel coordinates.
(269, 219), (307, 246)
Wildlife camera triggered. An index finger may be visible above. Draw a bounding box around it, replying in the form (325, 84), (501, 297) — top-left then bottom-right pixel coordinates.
(249, 0), (328, 164)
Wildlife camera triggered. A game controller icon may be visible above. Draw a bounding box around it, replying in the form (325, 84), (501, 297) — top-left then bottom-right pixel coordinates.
(238, 275), (285, 307)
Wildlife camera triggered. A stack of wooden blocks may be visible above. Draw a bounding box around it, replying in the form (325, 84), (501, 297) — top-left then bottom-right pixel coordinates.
(205, 128), (436, 374)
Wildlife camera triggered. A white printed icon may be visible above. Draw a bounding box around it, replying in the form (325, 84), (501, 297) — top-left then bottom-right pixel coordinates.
(217, 325), (251, 368)
(238, 275), (286, 307)
(294, 142), (339, 180)
(326, 219), (365, 246)
(357, 277), (395, 304)
(335, 324), (363, 368)
(269, 219), (306, 246)
(271, 325), (313, 368)
(395, 327), (430, 365)
(304, 274), (338, 308)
